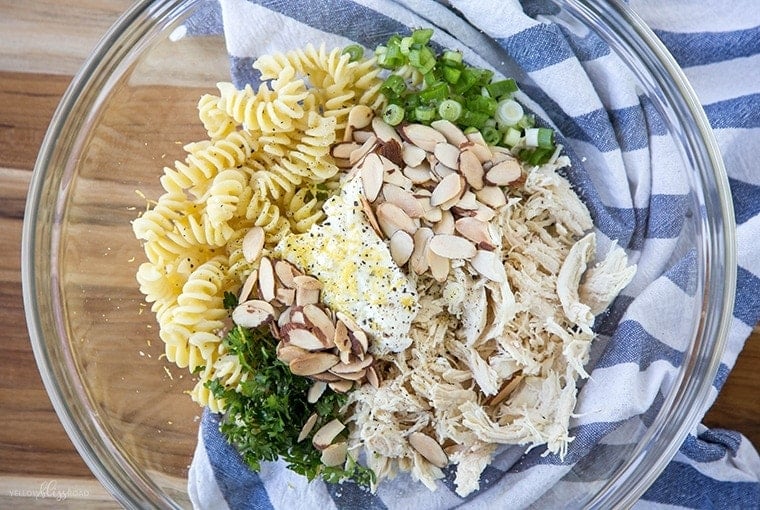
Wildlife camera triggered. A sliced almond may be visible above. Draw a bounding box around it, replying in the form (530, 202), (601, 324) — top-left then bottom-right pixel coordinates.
(295, 286), (320, 306)
(429, 234), (476, 259)
(455, 217), (494, 246)
(427, 248), (451, 282)
(238, 269), (258, 303)
(401, 123), (447, 152)
(430, 119), (468, 146)
(257, 257), (276, 302)
(338, 349), (353, 365)
(361, 195), (383, 237)
(433, 142), (461, 169)
(307, 381), (327, 404)
(458, 149), (485, 190)
(336, 311), (361, 332)
(286, 328), (328, 351)
(377, 138), (404, 167)
(473, 202), (497, 223)
(411, 227), (434, 274)
(332, 368), (367, 381)
(372, 116), (402, 144)
(408, 432), (448, 468)
(232, 300), (275, 328)
(276, 342), (309, 363)
(350, 329), (369, 356)
(349, 134), (379, 166)
(383, 183), (425, 218)
(293, 275), (322, 290)
(312, 419), (346, 450)
(359, 153), (384, 202)
(376, 202), (417, 238)
(352, 129), (375, 143)
(274, 260), (297, 288)
(433, 210), (455, 235)
(331, 141), (363, 160)
(275, 287), (295, 306)
(430, 173), (465, 207)
(348, 105), (373, 130)
(422, 204), (443, 223)
(464, 131), (493, 162)
(485, 159), (522, 186)
(328, 379), (355, 393)
(330, 355), (374, 374)
(443, 191), (465, 211)
(303, 304), (336, 344)
(470, 249), (506, 282)
(431, 161), (458, 181)
(366, 365), (380, 388)
(290, 352), (340, 376)
(402, 142), (427, 167)
(311, 371), (343, 382)
(390, 230), (414, 266)
(475, 186), (507, 209)
(321, 441), (348, 467)
(298, 413), (319, 442)
(454, 191), (479, 211)
(242, 226), (265, 263)
(333, 319), (351, 352)
(488, 374), (523, 407)
(383, 166), (414, 190)
(403, 163), (434, 185)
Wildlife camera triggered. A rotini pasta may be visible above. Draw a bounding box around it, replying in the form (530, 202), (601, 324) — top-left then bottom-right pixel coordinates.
(134, 42), (385, 411)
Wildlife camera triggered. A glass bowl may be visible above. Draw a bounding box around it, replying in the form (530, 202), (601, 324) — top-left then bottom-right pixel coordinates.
(22, 0), (735, 508)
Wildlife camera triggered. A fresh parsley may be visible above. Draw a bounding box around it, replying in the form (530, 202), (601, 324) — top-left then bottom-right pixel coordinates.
(206, 324), (375, 487)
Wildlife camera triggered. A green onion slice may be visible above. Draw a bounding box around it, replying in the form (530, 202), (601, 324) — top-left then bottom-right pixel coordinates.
(495, 99), (524, 126)
(383, 104), (405, 126)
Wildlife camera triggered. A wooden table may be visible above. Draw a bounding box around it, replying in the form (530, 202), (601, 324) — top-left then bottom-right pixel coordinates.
(1, 1), (758, 507)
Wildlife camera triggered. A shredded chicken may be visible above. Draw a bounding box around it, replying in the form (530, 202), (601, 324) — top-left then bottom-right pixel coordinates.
(346, 157), (636, 496)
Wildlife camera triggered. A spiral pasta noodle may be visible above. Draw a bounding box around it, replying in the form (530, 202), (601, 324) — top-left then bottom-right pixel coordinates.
(133, 42), (384, 411)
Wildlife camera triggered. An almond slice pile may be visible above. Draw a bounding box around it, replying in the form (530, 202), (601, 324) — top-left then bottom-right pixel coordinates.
(233, 238), (381, 399)
(335, 108), (522, 283)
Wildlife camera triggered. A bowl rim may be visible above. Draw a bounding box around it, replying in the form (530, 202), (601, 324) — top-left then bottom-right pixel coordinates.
(21, 0), (736, 508)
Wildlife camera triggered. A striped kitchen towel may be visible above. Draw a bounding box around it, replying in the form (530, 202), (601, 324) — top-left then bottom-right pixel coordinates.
(185, 0), (760, 508)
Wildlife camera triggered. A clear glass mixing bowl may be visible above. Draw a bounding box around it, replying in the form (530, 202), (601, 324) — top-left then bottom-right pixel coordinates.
(22, 0), (735, 508)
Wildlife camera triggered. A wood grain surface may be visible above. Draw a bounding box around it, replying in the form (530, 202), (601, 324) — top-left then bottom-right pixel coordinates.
(0, 1), (757, 507)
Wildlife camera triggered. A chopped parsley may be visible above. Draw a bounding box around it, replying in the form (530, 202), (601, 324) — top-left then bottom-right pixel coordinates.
(206, 324), (375, 487)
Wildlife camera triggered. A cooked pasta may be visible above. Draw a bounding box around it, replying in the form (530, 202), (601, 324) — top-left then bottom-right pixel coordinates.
(133, 42), (385, 411)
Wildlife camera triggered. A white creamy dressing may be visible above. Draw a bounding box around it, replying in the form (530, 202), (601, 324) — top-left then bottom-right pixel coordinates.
(274, 177), (419, 354)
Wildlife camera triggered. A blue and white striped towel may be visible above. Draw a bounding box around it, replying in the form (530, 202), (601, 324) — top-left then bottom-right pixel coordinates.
(185, 1), (760, 508)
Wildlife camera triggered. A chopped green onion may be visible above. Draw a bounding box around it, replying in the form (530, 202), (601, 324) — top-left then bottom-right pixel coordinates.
(414, 105), (436, 122)
(466, 95), (497, 116)
(525, 147), (553, 165)
(400, 36), (414, 55)
(441, 50), (463, 65)
(382, 43), (404, 69)
(495, 99), (524, 126)
(342, 44), (364, 62)
(382, 75), (407, 97)
(459, 110), (489, 129)
(518, 114), (535, 129)
(441, 65), (462, 84)
(453, 68), (479, 94)
(438, 99), (463, 122)
(481, 126), (501, 145)
(486, 78), (518, 99)
(536, 127), (555, 149)
(524, 127), (554, 149)
(419, 81), (448, 103)
(383, 104), (405, 126)
(502, 127), (522, 147)
(412, 28), (434, 44)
